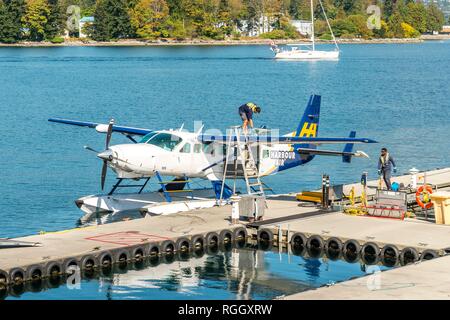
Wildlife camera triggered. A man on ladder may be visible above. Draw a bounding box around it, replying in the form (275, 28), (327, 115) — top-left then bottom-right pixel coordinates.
(238, 102), (261, 134)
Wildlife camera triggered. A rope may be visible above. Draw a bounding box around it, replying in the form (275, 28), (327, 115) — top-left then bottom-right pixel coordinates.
(318, 0), (339, 51)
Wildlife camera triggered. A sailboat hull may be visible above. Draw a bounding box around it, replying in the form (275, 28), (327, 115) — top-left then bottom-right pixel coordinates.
(275, 50), (339, 60)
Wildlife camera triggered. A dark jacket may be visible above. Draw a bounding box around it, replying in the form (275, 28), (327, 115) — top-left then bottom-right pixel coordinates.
(378, 153), (396, 171)
(238, 104), (253, 120)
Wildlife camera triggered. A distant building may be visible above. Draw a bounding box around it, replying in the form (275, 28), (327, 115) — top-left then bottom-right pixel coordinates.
(442, 25), (450, 34)
(79, 16), (94, 38)
(237, 16), (274, 37)
(290, 20), (312, 36)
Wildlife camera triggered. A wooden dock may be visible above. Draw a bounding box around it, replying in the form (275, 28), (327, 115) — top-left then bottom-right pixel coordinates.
(1, 167), (450, 300)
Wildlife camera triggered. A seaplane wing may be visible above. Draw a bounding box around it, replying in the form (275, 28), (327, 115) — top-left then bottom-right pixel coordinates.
(199, 134), (377, 145)
(48, 118), (151, 136)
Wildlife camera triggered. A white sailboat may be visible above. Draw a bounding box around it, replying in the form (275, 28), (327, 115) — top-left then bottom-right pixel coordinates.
(270, 0), (339, 60)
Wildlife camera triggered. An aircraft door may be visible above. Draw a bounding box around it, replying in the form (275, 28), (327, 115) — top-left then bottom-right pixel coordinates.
(178, 142), (194, 175)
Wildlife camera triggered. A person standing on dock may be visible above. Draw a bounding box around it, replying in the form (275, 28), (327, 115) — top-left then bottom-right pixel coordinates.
(238, 102), (261, 134)
(378, 147), (397, 190)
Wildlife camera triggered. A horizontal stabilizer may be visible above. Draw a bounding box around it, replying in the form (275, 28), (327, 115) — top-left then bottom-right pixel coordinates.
(297, 148), (369, 159)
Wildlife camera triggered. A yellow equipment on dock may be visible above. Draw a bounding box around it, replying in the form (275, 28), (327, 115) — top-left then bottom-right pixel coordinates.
(296, 191), (323, 203)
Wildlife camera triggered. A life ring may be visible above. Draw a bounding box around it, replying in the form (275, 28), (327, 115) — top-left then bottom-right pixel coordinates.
(416, 185), (433, 209)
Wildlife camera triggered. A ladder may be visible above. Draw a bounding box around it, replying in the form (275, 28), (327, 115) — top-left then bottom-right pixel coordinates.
(219, 126), (266, 203)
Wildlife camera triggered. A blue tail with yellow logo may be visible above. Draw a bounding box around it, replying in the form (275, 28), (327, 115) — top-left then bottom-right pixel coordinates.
(293, 94), (321, 151)
(277, 95), (321, 172)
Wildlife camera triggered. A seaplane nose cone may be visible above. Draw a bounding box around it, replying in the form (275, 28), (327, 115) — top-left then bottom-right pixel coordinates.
(97, 150), (113, 161)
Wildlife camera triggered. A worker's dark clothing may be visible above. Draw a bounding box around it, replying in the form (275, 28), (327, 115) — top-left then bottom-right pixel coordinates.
(378, 153), (396, 190)
(239, 104), (253, 121)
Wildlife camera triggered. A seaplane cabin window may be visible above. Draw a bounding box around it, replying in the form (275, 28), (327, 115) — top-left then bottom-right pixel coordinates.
(194, 144), (202, 153)
(146, 133), (182, 151)
(263, 149), (270, 159)
(139, 132), (157, 143)
(180, 143), (191, 153)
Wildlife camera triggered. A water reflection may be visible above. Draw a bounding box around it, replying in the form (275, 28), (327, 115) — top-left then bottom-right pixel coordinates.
(4, 244), (392, 300)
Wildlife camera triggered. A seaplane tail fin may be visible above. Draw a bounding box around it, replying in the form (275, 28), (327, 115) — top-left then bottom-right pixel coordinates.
(293, 94), (321, 151)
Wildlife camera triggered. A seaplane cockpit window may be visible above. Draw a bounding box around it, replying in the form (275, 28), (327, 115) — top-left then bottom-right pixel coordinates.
(202, 142), (214, 155)
(146, 133), (182, 151)
(180, 143), (191, 153)
(139, 132), (157, 143)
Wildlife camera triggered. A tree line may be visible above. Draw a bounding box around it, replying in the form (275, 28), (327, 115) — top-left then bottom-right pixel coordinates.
(0, 0), (447, 43)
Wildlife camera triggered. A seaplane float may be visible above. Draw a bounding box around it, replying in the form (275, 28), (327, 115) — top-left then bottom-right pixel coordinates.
(49, 95), (376, 224)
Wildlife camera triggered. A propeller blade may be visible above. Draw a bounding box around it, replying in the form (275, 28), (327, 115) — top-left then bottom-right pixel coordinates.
(105, 119), (114, 150)
(84, 146), (99, 153)
(101, 160), (108, 190)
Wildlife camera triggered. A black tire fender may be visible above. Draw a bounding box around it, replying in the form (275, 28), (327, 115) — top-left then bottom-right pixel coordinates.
(62, 258), (79, 275)
(325, 237), (343, 252)
(175, 237), (191, 253)
(9, 267), (26, 284)
(361, 242), (380, 257)
(380, 244), (400, 266)
(420, 249), (439, 261)
(0, 269), (9, 286)
(290, 232), (308, 247)
(114, 249), (131, 264)
(191, 235), (204, 250)
(131, 246), (147, 261)
(45, 261), (62, 279)
(400, 247), (420, 265)
(306, 235), (325, 250)
(161, 240), (176, 254)
(148, 243), (160, 257)
(81, 255), (99, 270)
(343, 239), (361, 255)
(219, 229), (233, 244)
(97, 251), (113, 267)
(233, 227), (248, 242)
(26, 265), (44, 281)
(205, 232), (219, 247)
(257, 228), (273, 243)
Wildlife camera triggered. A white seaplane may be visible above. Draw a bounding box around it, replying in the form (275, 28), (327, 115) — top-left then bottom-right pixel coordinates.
(49, 95), (376, 223)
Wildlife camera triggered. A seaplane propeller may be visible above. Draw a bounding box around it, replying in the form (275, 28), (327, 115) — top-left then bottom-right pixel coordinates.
(83, 119), (115, 190)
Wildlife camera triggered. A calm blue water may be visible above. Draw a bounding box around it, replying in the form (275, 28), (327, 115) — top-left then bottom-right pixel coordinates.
(1, 41), (450, 238)
(3, 247), (389, 300)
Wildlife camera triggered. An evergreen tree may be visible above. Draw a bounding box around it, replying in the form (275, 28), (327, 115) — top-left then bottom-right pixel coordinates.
(45, 0), (63, 39)
(0, 0), (26, 43)
(426, 3), (444, 32)
(92, 0), (133, 40)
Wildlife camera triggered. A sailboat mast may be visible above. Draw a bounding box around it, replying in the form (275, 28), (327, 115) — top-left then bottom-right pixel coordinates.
(310, 0), (315, 51)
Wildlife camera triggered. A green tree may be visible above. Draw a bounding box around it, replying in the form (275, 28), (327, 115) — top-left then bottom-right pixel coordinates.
(91, 0), (133, 40)
(0, 0), (26, 43)
(403, 2), (427, 33)
(348, 14), (373, 38)
(388, 11), (404, 37)
(45, 0), (63, 39)
(22, 0), (51, 41)
(129, 0), (169, 38)
(426, 3), (444, 33)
